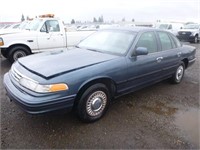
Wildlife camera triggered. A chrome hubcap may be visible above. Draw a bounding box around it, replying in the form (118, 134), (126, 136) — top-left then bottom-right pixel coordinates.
(13, 50), (26, 61)
(176, 65), (184, 81)
(86, 91), (107, 117)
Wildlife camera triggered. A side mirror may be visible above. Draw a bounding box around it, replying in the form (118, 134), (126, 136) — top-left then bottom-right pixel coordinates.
(135, 47), (148, 56)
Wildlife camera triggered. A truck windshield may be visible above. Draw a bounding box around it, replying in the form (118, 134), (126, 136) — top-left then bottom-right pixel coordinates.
(78, 30), (136, 55)
(25, 19), (43, 31)
(158, 24), (169, 29)
(184, 24), (199, 29)
(19, 21), (31, 29)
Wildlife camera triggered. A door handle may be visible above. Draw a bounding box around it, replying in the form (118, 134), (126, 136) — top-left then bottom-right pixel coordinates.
(177, 52), (182, 57)
(156, 57), (163, 63)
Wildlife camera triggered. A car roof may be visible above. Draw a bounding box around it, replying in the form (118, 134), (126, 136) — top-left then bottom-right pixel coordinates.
(101, 27), (164, 33)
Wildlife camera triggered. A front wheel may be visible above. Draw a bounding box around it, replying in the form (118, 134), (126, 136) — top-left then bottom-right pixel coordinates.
(1, 49), (8, 58)
(171, 63), (185, 84)
(77, 83), (110, 122)
(193, 35), (199, 43)
(8, 46), (30, 63)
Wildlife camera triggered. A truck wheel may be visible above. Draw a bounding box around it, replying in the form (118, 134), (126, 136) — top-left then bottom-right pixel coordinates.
(194, 35), (198, 43)
(171, 62), (185, 84)
(1, 49), (8, 58)
(77, 83), (110, 122)
(8, 46), (30, 63)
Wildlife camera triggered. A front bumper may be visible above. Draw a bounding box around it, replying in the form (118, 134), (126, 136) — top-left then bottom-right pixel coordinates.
(3, 73), (76, 114)
(188, 58), (196, 67)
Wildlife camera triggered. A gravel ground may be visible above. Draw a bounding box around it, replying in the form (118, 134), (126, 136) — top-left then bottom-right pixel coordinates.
(0, 43), (199, 149)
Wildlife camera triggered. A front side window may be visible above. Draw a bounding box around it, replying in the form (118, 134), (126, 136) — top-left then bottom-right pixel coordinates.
(41, 20), (60, 32)
(168, 24), (172, 29)
(157, 32), (172, 51)
(78, 30), (136, 55)
(136, 32), (157, 53)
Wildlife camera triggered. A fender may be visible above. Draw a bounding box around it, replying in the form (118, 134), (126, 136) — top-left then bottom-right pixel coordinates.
(78, 75), (117, 94)
(0, 31), (39, 51)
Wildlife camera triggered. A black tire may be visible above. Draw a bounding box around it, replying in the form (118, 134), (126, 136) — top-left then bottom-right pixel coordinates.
(1, 49), (8, 58)
(194, 35), (198, 43)
(171, 62), (185, 84)
(77, 83), (110, 122)
(8, 46), (30, 63)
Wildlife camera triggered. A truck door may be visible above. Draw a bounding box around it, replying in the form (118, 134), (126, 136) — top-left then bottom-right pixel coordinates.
(37, 20), (65, 50)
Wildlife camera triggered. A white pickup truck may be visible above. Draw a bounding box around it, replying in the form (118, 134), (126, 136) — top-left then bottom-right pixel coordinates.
(176, 23), (200, 43)
(0, 17), (94, 63)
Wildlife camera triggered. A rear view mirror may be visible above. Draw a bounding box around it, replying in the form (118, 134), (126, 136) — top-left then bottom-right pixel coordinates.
(135, 47), (148, 56)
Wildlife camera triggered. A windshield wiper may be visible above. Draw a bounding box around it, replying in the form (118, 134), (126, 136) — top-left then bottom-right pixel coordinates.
(86, 48), (99, 52)
(77, 46), (103, 53)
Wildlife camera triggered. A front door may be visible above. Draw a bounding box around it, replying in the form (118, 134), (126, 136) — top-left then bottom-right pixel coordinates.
(124, 31), (164, 93)
(37, 20), (65, 50)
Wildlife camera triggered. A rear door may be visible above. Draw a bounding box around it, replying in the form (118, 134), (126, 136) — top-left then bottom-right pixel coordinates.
(156, 31), (181, 77)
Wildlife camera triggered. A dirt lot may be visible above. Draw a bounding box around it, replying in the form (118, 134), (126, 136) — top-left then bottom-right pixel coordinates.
(0, 43), (199, 149)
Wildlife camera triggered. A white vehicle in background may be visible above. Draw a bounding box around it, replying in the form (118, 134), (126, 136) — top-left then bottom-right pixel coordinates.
(0, 15), (94, 63)
(157, 23), (184, 35)
(7, 23), (21, 29)
(176, 23), (200, 43)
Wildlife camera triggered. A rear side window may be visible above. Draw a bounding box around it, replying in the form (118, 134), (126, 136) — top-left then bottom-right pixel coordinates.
(136, 32), (157, 53)
(169, 34), (182, 48)
(157, 32), (172, 51)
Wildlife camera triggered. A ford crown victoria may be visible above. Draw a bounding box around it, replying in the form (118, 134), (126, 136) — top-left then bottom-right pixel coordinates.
(3, 28), (196, 122)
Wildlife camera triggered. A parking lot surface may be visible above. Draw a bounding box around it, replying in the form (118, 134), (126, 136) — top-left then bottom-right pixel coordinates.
(0, 43), (199, 149)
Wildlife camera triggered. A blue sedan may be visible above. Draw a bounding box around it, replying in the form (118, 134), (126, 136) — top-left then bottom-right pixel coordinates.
(3, 27), (196, 122)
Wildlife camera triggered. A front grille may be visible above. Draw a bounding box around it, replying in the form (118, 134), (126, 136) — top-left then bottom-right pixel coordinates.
(178, 31), (192, 36)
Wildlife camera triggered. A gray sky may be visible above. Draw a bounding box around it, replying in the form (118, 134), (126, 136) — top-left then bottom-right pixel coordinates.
(0, 0), (199, 23)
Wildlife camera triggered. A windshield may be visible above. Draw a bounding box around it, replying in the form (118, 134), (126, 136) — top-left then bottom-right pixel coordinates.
(158, 24), (169, 29)
(78, 30), (136, 55)
(25, 19), (43, 31)
(184, 24), (199, 29)
(19, 21), (30, 29)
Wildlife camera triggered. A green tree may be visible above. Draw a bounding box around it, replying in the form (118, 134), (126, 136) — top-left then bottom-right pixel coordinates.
(98, 15), (104, 23)
(93, 17), (97, 22)
(71, 19), (75, 24)
(21, 14), (25, 22)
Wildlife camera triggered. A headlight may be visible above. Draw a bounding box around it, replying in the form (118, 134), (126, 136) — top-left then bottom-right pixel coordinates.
(19, 77), (68, 93)
(0, 37), (4, 46)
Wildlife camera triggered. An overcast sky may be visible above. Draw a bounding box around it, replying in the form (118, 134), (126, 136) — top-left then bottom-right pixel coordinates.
(0, 0), (199, 23)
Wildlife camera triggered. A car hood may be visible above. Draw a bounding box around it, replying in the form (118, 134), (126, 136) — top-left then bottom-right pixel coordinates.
(178, 29), (198, 32)
(0, 29), (24, 35)
(18, 48), (119, 79)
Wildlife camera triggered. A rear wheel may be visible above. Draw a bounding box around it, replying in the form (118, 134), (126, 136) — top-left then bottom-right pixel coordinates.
(171, 62), (185, 84)
(8, 46), (30, 63)
(77, 83), (110, 122)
